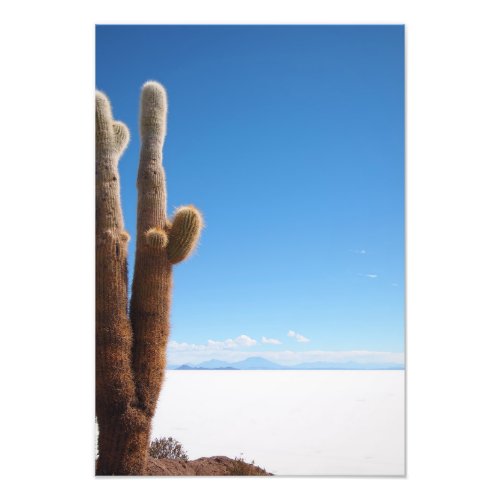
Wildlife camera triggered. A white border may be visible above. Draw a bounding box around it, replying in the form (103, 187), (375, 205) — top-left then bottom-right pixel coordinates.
(2, 1), (500, 498)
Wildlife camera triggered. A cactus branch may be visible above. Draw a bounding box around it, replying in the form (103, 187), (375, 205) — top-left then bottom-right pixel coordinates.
(95, 92), (128, 234)
(113, 121), (130, 155)
(167, 205), (204, 264)
(136, 81), (168, 235)
(131, 81), (171, 423)
(95, 91), (138, 475)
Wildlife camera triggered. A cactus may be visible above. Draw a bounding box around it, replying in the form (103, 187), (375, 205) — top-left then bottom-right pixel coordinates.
(95, 82), (203, 475)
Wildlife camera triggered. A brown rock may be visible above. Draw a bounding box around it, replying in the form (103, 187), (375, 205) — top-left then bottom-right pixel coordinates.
(146, 456), (272, 476)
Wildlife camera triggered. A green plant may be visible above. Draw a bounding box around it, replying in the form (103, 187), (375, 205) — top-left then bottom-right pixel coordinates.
(149, 437), (189, 461)
(96, 82), (203, 475)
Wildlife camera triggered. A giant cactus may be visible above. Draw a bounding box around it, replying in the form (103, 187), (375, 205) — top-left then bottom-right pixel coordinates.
(96, 82), (203, 475)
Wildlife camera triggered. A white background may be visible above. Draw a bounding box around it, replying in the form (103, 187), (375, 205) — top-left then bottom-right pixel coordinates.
(1, 0), (499, 498)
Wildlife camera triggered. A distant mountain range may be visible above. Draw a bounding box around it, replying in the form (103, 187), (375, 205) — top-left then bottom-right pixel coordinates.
(171, 356), (404, 371)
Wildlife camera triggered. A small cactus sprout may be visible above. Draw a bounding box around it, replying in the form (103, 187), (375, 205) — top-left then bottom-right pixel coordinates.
(112, 121), (130, 154)
(95, 82), (203, 475)
(146, 227), (169, 250)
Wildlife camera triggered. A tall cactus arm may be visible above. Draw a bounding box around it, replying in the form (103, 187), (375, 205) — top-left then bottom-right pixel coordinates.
(95, 91), (135, 409)
(136, 81), (168, 234)
(131, 81), (203, 420)
(130, 82), (172, 423)
(96, 92), (130, 234)
(95, 92), (139, 474)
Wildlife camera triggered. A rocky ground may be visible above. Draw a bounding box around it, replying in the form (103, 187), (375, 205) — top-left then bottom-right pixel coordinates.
(146, 456), (272, 476)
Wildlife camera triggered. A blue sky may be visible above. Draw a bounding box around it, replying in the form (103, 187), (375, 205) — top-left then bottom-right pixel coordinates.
(96, 25), (405, 366)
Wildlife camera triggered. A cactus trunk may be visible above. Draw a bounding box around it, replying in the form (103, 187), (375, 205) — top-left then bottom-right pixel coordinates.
(95, 82), (203, 475)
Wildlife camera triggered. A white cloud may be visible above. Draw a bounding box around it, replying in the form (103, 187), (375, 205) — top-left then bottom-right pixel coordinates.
(235, 334), (258, 347)
(207, 338), (237, 349)
(354, 249), (367, 255)
(170, 335), (257, 352)
(261, 336), (282, 345)
(287, 330), (310, 343)
(169, 341), (209, 352)
(358, 273), (378, 279)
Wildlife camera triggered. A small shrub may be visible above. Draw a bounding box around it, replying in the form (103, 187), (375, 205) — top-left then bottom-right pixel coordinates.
(228, 457), (267, 476)
(149, 437), (189, 461)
